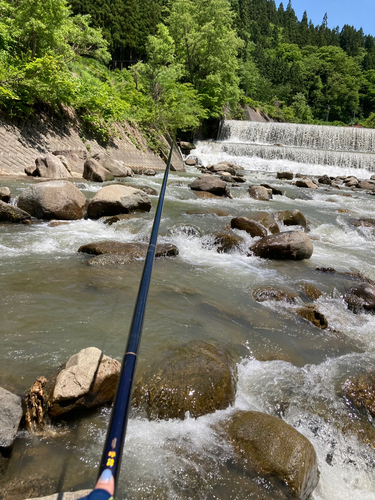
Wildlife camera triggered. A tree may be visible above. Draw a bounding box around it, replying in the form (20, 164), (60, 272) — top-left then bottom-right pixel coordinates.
(167, 0), (243, 116)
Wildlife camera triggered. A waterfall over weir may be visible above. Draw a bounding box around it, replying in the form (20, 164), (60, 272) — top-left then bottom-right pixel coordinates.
(217, 120), (375, 171)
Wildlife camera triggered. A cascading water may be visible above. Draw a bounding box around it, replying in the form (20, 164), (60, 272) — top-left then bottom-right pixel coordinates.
(1, 129), (375, 500)
(216, 120), (375, 171)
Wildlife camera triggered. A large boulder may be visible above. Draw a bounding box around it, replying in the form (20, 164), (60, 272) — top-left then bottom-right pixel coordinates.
(35, 154), (71, 179)
(87, 184), (151, 219)
(224, 411), (319, 500)
(17, 181), (86, 220)
(133, 341), (236, 420)
(190, 174), (230, 197)
(83, 158), (114, 182)
(343, 282), (375, 314)
(0, 200), (31, 223)
(0, 387), (23, 473)
(231, 216), (267, 237)
(52, 150), (87, 176)
(93, 152), (133, 177)
(46, 347), (121, 418)
(250, 231), (313, 260)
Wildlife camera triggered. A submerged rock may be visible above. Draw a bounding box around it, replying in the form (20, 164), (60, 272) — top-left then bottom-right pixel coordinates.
(211, 231), (245, 253)
(0, 200), (31, 223)
(249, 231), (313, 260)
(342, 372), (375, 419)
(17, 181), (86, 220)
(224, 410), (319, 500)
(343, 282), (375, 314)
(300, 283), (323, 301)
(0, 387), (23, 473)
(296, 306), (328, 329)
(253, 287), (298, 304)
(78, 241), (178, 259)
(276, 209), (307, 228)
(87, 184), (151, 219)
(133, 341), (236, 420)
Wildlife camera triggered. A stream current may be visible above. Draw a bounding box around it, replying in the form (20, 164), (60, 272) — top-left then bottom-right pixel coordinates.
(1, 133), (375, 499)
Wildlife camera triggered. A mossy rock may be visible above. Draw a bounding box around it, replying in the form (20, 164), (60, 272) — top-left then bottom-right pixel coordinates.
(132, 341), (236, 420)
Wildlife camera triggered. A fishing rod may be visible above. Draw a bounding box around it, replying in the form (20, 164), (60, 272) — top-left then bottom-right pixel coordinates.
(79, 143), (174, 500)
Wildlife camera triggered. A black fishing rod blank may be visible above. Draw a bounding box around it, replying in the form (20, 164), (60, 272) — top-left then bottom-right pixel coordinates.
(94, 144), (173, 495)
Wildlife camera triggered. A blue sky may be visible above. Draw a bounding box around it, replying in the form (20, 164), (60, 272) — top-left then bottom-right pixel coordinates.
(277, 1), (375, 36)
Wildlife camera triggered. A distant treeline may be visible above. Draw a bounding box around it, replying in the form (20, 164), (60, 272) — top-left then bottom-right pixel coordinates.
(1, 0), (375, 143)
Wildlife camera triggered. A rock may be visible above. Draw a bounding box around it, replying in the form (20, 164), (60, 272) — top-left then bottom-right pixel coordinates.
(100, 213), (137, 225)
(350, 218), (375, 232)
(250, 231), (313, 260)
(247, 211), (279, 234)
(0, 187), (11, 202)
(47, 347), (121, 417)
(83, 158), (114, 182)
(17, 181), (86, 220)
(25, 165), (38, 176)
(207, 163), (237, 176)
(342, 372), (375, 419)
(231, 216), (267, 237)
(92, 152), (132, 177)
(276, 209), (307, 228)
(192, 191), (223, 199)
(132, 341), (236, 420)
(138, 185), (158, 196)
(252, 287), (297, 303)
(300, 283), (323, 301)
(224, 410), (319, 500)
(24, 490), (91, 500)
(296, 306), (328, 329)
(260, 183), (284, 195)
(211, 231), (245, 253)
(78, 241), (178, 259)
(0, 200), (32, 223)
(179, 141), (195, 153)
(35, 154), (71, 179)
(0, 387), (23, 472)
(318, 174), (332, 185)
(295, 178), (318, 189)
(190, 174), (231, 197)
(249, 185), (272, 201)
(143, 169), (156, 176)
(344, 176), (358, 187)
(185, 158), (197, 166)
(167, 224), (202, 237)
(87, 184), (151, 219)
(232, 175), (246, 183)
(277, 171), (293, 180)
(343, 282), (375, 314)
(357, 180), (375, 190)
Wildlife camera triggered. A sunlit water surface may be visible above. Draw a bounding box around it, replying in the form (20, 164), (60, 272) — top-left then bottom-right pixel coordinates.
(1, 141), (375, 499)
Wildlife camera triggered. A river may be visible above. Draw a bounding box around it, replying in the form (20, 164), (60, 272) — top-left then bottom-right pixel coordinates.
(1, 122), (375, 499)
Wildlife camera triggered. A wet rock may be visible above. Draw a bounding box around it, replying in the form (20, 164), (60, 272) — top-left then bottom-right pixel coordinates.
(138, 185), (158, 196)
(296, 306), (328, 329)
(295, 178), (318, 189)
(231, 216), (267, 237)
(24, 490), (91, 500)
(342, 372), (375, 419)
(260, 183), (284, 195)
(190, 174), (231, 197)
(211, 231), (245, 253)
(277, 171), (293, 180)
(0, 476), (61, 500)
(132, 341), (236, 420)
(83, 158), (114, 182)
(24, 376), (48, 432)
(207, 163), (237, 176)
(143, 169), (156, 176)
(247, 211), (279, 234)
(300, 283), (323, 301)
(343, 282), (375, 314)
(185, 158), (196, 166)
(349, 218), (375, 232)
(17, 181), (86, 220)
(224, 410), (319, 500)
(250, 231), (313, 260)
(318, 174), (332, 185)
(35, 154), (71, 179)
(192, 190), (223, 199)
(92, 152), (132, 177)
(253, 287), (297, 303)
(100, 213), (137, 225)
(0, 387), (23, 473)
(0, 187), (11, 202)
(47, 347), (121, 418)
(87, 184), (151, 219)
(276, 209), (307, 228)
(232, 175), (246, 183)
(343, 176), (358, 187)
(357, 180), (375, 190)
(167, 224), (202, 237)
(249, 185), (272, 201)
(0, 200), (32, 223)
(79, 241), (178, 259)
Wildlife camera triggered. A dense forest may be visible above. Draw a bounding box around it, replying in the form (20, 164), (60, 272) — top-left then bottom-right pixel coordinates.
(1, 0), (375, 144)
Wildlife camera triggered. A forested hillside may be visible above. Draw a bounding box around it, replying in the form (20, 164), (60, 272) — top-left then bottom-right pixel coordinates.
(1, 0), (375, 145)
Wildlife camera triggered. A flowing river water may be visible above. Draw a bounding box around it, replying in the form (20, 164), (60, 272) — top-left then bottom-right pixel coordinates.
(1, 122), (375, 499)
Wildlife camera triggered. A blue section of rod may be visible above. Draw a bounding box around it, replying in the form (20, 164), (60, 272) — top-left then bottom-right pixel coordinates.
(96, 143), (173, 493)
